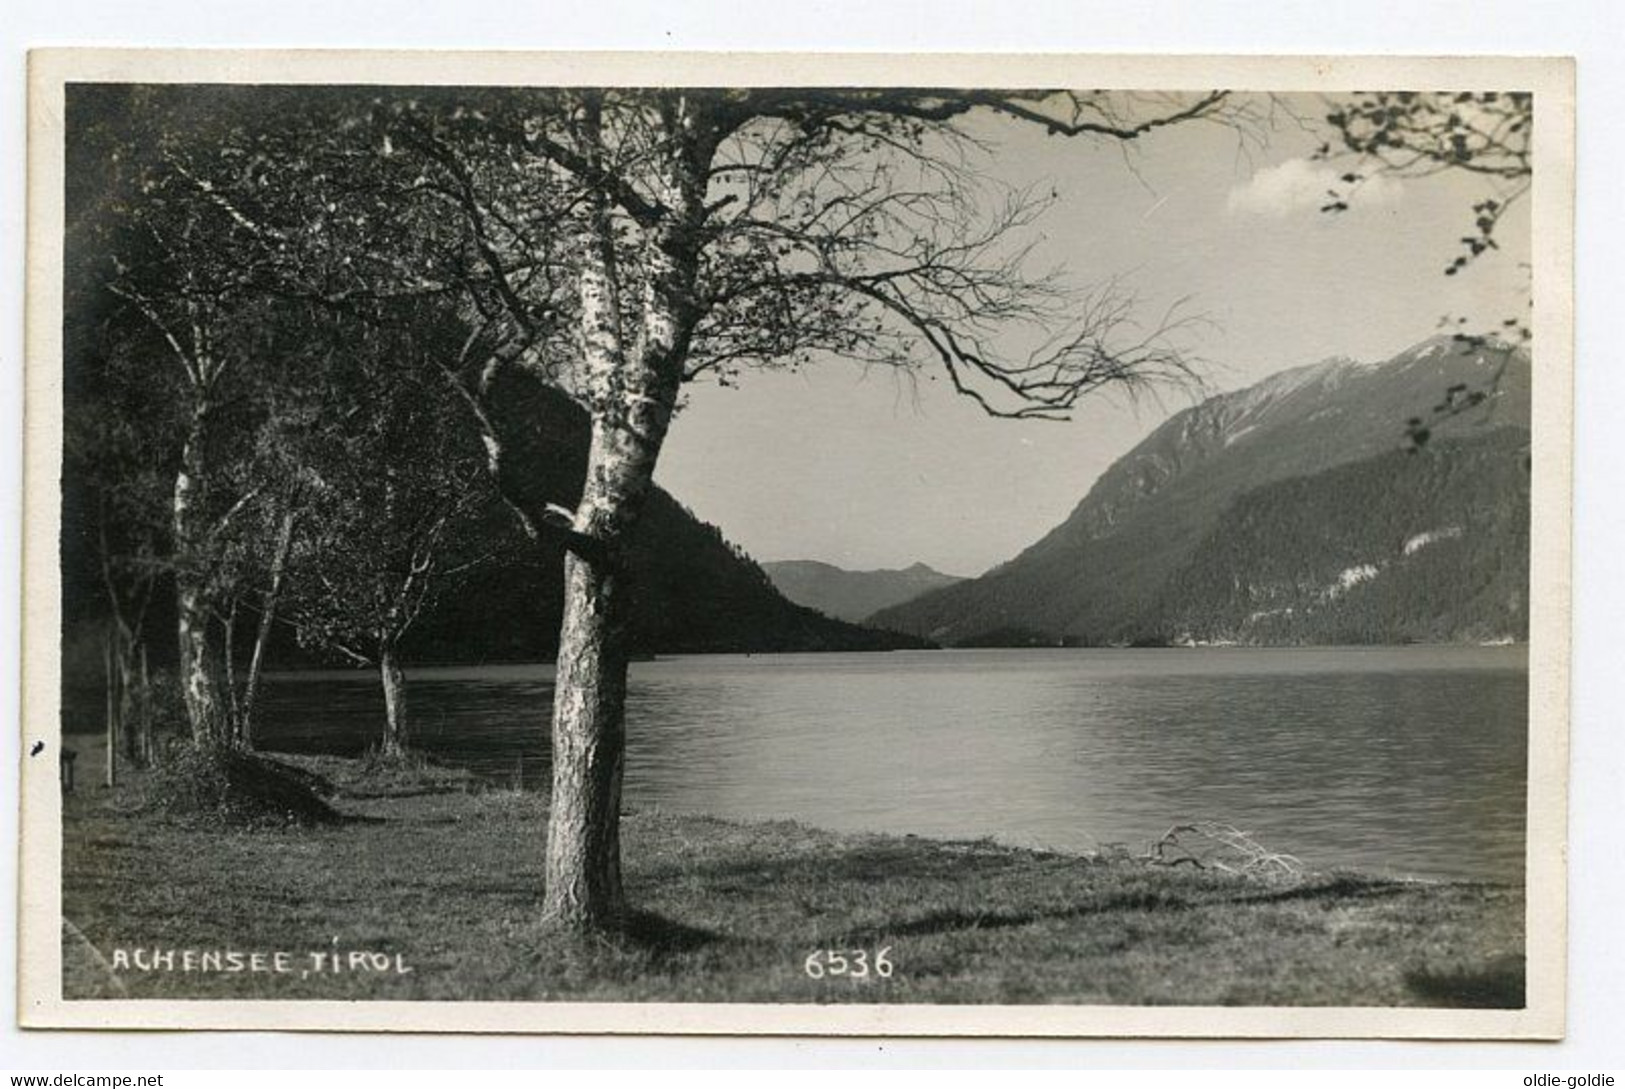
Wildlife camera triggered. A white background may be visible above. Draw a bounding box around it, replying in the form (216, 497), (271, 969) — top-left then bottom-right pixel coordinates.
(3, 0), (1620, 1072)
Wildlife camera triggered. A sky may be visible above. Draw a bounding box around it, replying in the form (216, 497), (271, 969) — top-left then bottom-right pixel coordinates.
(653, 93), (1533, 577)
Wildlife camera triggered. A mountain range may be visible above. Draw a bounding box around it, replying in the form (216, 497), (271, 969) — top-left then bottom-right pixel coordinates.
(869, 336), (1531, 647)
(66, 334), (1524, 684)
(761, 560), (966, 623)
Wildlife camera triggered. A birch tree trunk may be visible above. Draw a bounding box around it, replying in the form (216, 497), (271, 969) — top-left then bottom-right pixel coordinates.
(239, 505), (297, 750)
(222, 599), (240, 741)
(541, 530), (631, 929)
(114, 636), (143, 767)
(97, 507), (152, 768)
(174, 410), (228, 747)
(103, 629), (117, 788)
(136, 643), (152, 766)
(540, 96), (707, 932)
(379, 636), (409, 759)
(541, 418), (672, 929)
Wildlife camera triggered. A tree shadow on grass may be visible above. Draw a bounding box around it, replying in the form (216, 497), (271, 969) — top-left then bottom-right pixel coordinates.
(1226, 874), (1410, 907)
(646, 841), (1029, 889)
(831, 875), (1421, 944)
(515, 911), (722, 994)
(1404, 955), (1525, 1008)
(338, 786), (472, 801)
(621, 910), (721, 957)
(838, 889), (1198, 942)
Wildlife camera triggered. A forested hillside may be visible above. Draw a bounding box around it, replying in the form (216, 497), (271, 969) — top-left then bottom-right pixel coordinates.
(1161, 430), (1529, 644)
(871, 337), (1530, 646)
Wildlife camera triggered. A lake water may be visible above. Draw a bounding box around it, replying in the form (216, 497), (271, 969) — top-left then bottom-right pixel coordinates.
(257, 646), (1529, 883)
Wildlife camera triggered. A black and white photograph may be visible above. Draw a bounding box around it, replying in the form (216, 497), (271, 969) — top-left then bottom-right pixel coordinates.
(19, 51), (1573, 1037)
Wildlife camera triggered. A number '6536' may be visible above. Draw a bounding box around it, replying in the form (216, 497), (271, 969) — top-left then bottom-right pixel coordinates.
(804, 947), (893, 979)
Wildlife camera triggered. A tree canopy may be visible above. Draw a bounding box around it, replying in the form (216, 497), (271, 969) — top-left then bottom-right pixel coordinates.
(66, 83), (1254, 932)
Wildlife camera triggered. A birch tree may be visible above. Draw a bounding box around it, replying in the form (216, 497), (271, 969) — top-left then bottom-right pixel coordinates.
(103, 236), (268, 746)
(437, 88), (1240, 932)
(71, 86), (357, 750)
(71, 84), (1243, 924)
(285, 306), (505, 757)
(63, 306), (171, 770)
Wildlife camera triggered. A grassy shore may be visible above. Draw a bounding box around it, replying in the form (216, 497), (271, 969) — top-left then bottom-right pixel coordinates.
(61, 744), (1525, 1006)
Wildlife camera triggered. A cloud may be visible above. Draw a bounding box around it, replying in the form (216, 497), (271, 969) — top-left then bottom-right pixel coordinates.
(1227, 158), (1404, 217)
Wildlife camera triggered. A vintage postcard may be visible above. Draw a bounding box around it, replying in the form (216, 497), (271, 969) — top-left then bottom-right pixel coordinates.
(19, 50), (1573, 1036)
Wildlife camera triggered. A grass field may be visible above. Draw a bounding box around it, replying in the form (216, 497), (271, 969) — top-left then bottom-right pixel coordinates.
(60, 743), (1526, 1007)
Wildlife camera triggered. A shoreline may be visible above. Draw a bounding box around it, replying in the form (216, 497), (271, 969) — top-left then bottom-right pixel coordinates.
(278, 640), (1535, 669)
(58, 641), (1530, 686)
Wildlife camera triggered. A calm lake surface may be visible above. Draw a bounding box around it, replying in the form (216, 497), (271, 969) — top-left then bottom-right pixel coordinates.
(257, 646), (1528, 883)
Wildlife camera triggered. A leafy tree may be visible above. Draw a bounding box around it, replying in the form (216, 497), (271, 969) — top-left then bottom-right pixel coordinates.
(62, 280), (172, 772)
(66, 87), (405, 752)
(284, 306), (505, 757)
(71, 87), (301, 748)
(63, 87), (192, 771)
(400, 87), (1244, 932)
(68, 85), (1248, 931)
(1321, 90), (1530, 287)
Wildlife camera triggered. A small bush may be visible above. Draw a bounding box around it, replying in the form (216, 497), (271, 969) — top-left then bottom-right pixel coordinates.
(145, 744), (342, 828)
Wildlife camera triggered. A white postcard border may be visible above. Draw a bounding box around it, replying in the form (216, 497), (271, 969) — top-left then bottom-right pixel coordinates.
(19, 48), (1576, 1039)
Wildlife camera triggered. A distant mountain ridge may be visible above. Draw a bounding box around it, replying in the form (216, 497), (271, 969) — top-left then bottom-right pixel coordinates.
(762, 560), (966, 624)
(870, 336), (1530, 646)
